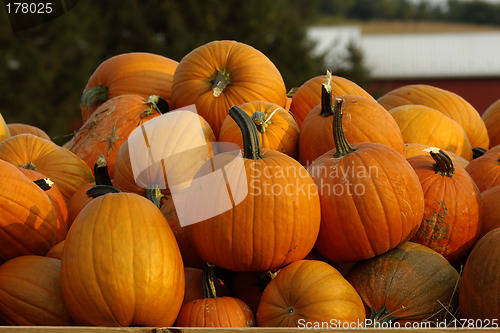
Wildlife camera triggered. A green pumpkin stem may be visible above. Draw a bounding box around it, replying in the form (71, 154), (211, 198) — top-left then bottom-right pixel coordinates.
(86, 156), (122, 198)
(146, 95), (169, 115)
(146, 187), (164, 208)
(212, 70), (231, 97)
(319, 70), (334, 117)
(229, 105), (263, 160)
(34, 178), (54, 191)
(424, 147), (455, 177)
(202, 262), (218, 299)
(81, 84), (108, 109)
(332, 97), (356, 158)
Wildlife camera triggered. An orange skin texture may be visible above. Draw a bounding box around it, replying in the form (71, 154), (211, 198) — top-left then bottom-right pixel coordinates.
(346, 242), (460, 323)
(0, 255), (72, 326)
(256, 260), (365, 327)
(290, 75), (374, 128)
(0, 134), (94, 201)
(81, 52), (178, 122)
(299, 95), (405, 167)
(309, 142), (424, 263)
(390, 105), (473, 161)
(61, 193), (185, 327)
(408, 154), (482, 263)
(7, 123), (51, 141)
(404, 143), (469, 169)
(465, 150), (500, 192)
(378, 84), (489, 149)
(176, 296), (255, 327)
(479, 185), (500, 237)
(172, 40), (287, 138)
(186, 149), (321, 272)
(67, 95), (161, 179)
(219, 101), (300, 159)
(0, 160), (58, 264)
(45, 241), (64, 260)
(482, 99), (500, 148)
(459, 228), (500, 320)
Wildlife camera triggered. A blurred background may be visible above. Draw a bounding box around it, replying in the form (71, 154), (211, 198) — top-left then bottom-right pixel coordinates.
(1, 0), (500, 144)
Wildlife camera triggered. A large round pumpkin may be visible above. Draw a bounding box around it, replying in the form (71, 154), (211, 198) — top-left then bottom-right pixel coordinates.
(0, 134), (94, 201)
(0, 255), (71, 325)
(479, 186), (500, 237)
(171, 40), (287, 138)
(0, 160), (58, 264)
(346, 242), (460, 324)
(377, 84), (489, 149)
(186, 106), (321, 272)
(465, 149), (500, 192)
(308, 97), (424, 263)
(256, 260), (365, 328)
(60, 191), (185, 326)
(80, 52), (178, 122)
(459, 228), (500, 320)
(482, 99), (500, 148)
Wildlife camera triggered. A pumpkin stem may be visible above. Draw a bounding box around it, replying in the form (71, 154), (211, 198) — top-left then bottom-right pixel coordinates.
(81, 84), (108, 109)
(86, 156), (122, 198)
(332, 97), (356, 158)
(202, 262), (218, 299)
(424, 147), (455, 177)
(319, 70), (334, 117)
(212, 70), (231, 97)
(34, 178), (54, 191)
(146, 187), (164, 208)
(472, 147), (487, 159)
(256, 269), (279, 292)
(19, 161), (37, 171)
(229, 105), (263, 160)
(368, 305), (400, 325)
(251, 107), (280, 134)
(287, 87), (299, 98)
(145, 95), (169, 115)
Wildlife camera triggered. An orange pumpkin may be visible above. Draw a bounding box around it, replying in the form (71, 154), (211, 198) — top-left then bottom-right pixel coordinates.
(182, 266), (230, 306)
(404, 143), (469, 169)
(231, 270), (278, 315)
(378, 84), (489, 149)
(45, 241), (64, 260)
(172, 40), (287, 138)
(479, 185), (500, 237)
(0, 113), (10, 143)
(81, 52), (178, 122)
(482, 99), (500, 148)
(7, 123), (50, 141)
(465, 147), (500, 192)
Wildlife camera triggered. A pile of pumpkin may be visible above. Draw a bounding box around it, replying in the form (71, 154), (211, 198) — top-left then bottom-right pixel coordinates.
(0, 40), (499, 328)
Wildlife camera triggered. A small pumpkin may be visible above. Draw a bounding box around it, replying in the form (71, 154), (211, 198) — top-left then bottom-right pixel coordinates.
(7, 123), (51, 141)
(465, 149), (500, 192)
(183, 266), (230, 306)
(479, 185), (500, 237)
(482, 99), (500, 148)
(404, 143), (469, 169)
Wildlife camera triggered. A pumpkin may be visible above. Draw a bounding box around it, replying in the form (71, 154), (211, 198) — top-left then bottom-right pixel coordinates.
(113, 110), (216, 196)
(80, 52), (178, 122)
(61, 189), (185, 326)
(18, 168), (68, 243)
(256, 260), (365, 328)
(176, 263), (254, 327)
(0, 160), (58, 264)
(482, 99), (500, 148)
(0, 113), (10, 143)
(0, 134), (94, 201)
(346, 242), (460, 324)
(465, 148), (500, 192)
(7, 123), (51, 141)
(0, 255), (72, 325)
(389, 105), (473, 161)
(407, 148), (482, 264)
(171, 40), (287, 138)
(308, 97), (424, 263)
(45, 241), (64, 260)
(479, 186), (500, 237)
(299, 71), (405, 167)
(289, 74), (374, 128)
(459, 228), (500, 320)
(67, 95), (164, 179)
(377, 84), (489, 149)
(231, 270), (278, 314)
(219, 101), (300, 159)
(183, 266), (230, 306)
(185, 106), (321, 272)
(404, 143), (469, 169)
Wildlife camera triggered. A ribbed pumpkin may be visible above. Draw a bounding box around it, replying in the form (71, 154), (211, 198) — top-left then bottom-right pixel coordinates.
(377, 84), (489, 149)
(186, 106), (321, 272)
(482, 99), (500, 148)
(299, 72), (405, 167)
(172, 40), (287, 138)
(465, 148), (500, 192)
(0, 113), (10, 143)
(80, 52), (178, 122)
(61, 190), (185, 326)
(289, 74), (374, 128)
(407, 148), (482, 264)
(256, 260), (365, 327)
(7, 123), (51, 141)
(459, 228), (500, 320)
(346, 242), (460, 324)
(389, 104), (473, 161)
(0, 134), (94, 201)
(0, 160), (57, 264)
(479, 186), (500, 237)
(0, 255), (72, 326)
(45, 241), (64, 260)
(219, 101), (299, 159)
(404, 143), (469, 169)
(308, 97), (424, 263)
(176, 263), (254, 327)
(67, 94), (164, 179)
